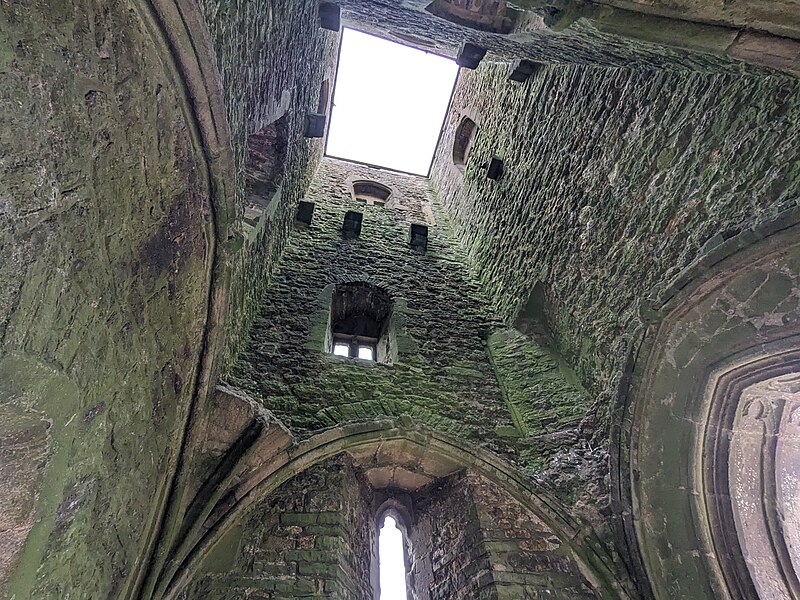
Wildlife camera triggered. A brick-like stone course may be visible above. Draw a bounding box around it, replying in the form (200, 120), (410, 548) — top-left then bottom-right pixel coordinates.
(468, 473), (595, 599)
(185, 455), (374, 599)
(409, 472), (596, 599)
(411, 475), (496, 600)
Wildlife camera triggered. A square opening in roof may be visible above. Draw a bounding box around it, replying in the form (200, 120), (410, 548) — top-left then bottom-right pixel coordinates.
(325, 28), (459, 176)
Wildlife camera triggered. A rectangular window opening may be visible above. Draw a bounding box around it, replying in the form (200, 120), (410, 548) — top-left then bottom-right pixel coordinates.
(333, 343), (350, 357)
(358, 345), (375, 361)
(325, 28), (459, 176)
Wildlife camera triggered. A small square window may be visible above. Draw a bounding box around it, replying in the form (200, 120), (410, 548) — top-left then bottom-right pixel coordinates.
(333, 343), (350, 357)
(358, 346), (375, 361)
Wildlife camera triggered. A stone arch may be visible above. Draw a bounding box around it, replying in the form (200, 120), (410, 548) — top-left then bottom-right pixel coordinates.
(0, 0), (235, 597)
(352, 180), (393, 207)
(120, 1), (237, 598)
(372, 498), (415, 600)
(617, 216), (800, 600)
(162, 419), (633, 599)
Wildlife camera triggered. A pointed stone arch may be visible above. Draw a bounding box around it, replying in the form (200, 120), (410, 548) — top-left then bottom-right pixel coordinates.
(616, 214), (800, 600)
(160, 417), (635, 599)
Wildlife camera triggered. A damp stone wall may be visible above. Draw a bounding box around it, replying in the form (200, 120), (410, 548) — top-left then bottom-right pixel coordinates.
(433, 62), (800, 403)
(469, 473), (596, 599)
(230, 158), (520, 458)
(0, 0), (212, 597)
(182, 455), (374, 599)
(196, 0), (340, 371)
(410, 474), (495, 600)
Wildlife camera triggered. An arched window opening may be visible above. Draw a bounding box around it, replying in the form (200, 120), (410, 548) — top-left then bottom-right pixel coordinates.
(353, 181), (392, 207)
(329, 282), (394, 363)
(724, 374), (800, 600)
(452, 117), (477, 171)
(318, 79), (330, 115)
(378, 515), (409, 600)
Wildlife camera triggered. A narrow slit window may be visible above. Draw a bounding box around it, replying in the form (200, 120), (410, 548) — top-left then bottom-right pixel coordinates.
(379, 516), (408, 600)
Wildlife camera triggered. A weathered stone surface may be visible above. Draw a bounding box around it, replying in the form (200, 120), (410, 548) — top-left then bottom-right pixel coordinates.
(183, 455), (374, 599)
(2, 0), (799, 597)
(337, 0), (782, 73)
(631, 235), (800, 600)
(231, 159), (516, 456)
(469, 472), (595, 599)
(412, 474), (496, 600)
(0, 0), (211, 596)
(433, 60), (799, 415)
(0, 402), (50, 590)
(196, 0), (339, 372)
(586, 0), (800, 40)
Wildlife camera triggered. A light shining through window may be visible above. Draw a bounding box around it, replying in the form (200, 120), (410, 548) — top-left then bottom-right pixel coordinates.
(379, 516), (408, 600)
(326, 29), (459, 175)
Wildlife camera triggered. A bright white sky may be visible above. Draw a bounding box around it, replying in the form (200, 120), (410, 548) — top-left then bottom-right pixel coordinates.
(326, 29), (459, 176)
(379, 516), (408, 600)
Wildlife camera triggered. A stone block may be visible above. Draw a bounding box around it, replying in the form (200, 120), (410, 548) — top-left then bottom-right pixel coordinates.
(296, 200), (315, 226)
(342, 210), (363, 238)
(319, 3), (341, 31)
(457, 43), (487, 69)
(508, 59), (542, 82)
(728, 32), (800, 73)
(304, 113), (327, 138)
(410, 223), (429, 252)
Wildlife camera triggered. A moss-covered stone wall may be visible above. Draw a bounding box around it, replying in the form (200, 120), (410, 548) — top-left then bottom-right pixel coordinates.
(336, 0), (785, 73)
(229, 158), (603, 523)
(230, 159), (521, 456)
(196, 0), (340, 372)
(430, 61), (800, 515)
(468, 473), (595, 598)
(0, 0), (211, 597)
(409, 471), (598, 599)
(435, 65), (799, 387)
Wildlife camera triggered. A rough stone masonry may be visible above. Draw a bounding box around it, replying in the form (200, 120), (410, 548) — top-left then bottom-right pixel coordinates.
(1, 0), (799, 598)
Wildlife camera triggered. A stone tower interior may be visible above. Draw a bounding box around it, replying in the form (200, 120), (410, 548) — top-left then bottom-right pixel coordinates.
(1, 1), (799, 599)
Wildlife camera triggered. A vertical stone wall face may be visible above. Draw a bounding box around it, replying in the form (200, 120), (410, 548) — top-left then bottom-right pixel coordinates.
(431, 62), (800, 426)
(0, 0), (211, 597)
(335, 0), (773, 71)
(231, 158), (519, 454)
(411, 476), (496, 600)
(468, 473), (595, 599)
(196, 0), (340, 371)
(408, 472), (597, 599)
(184, 455), (374, 599)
